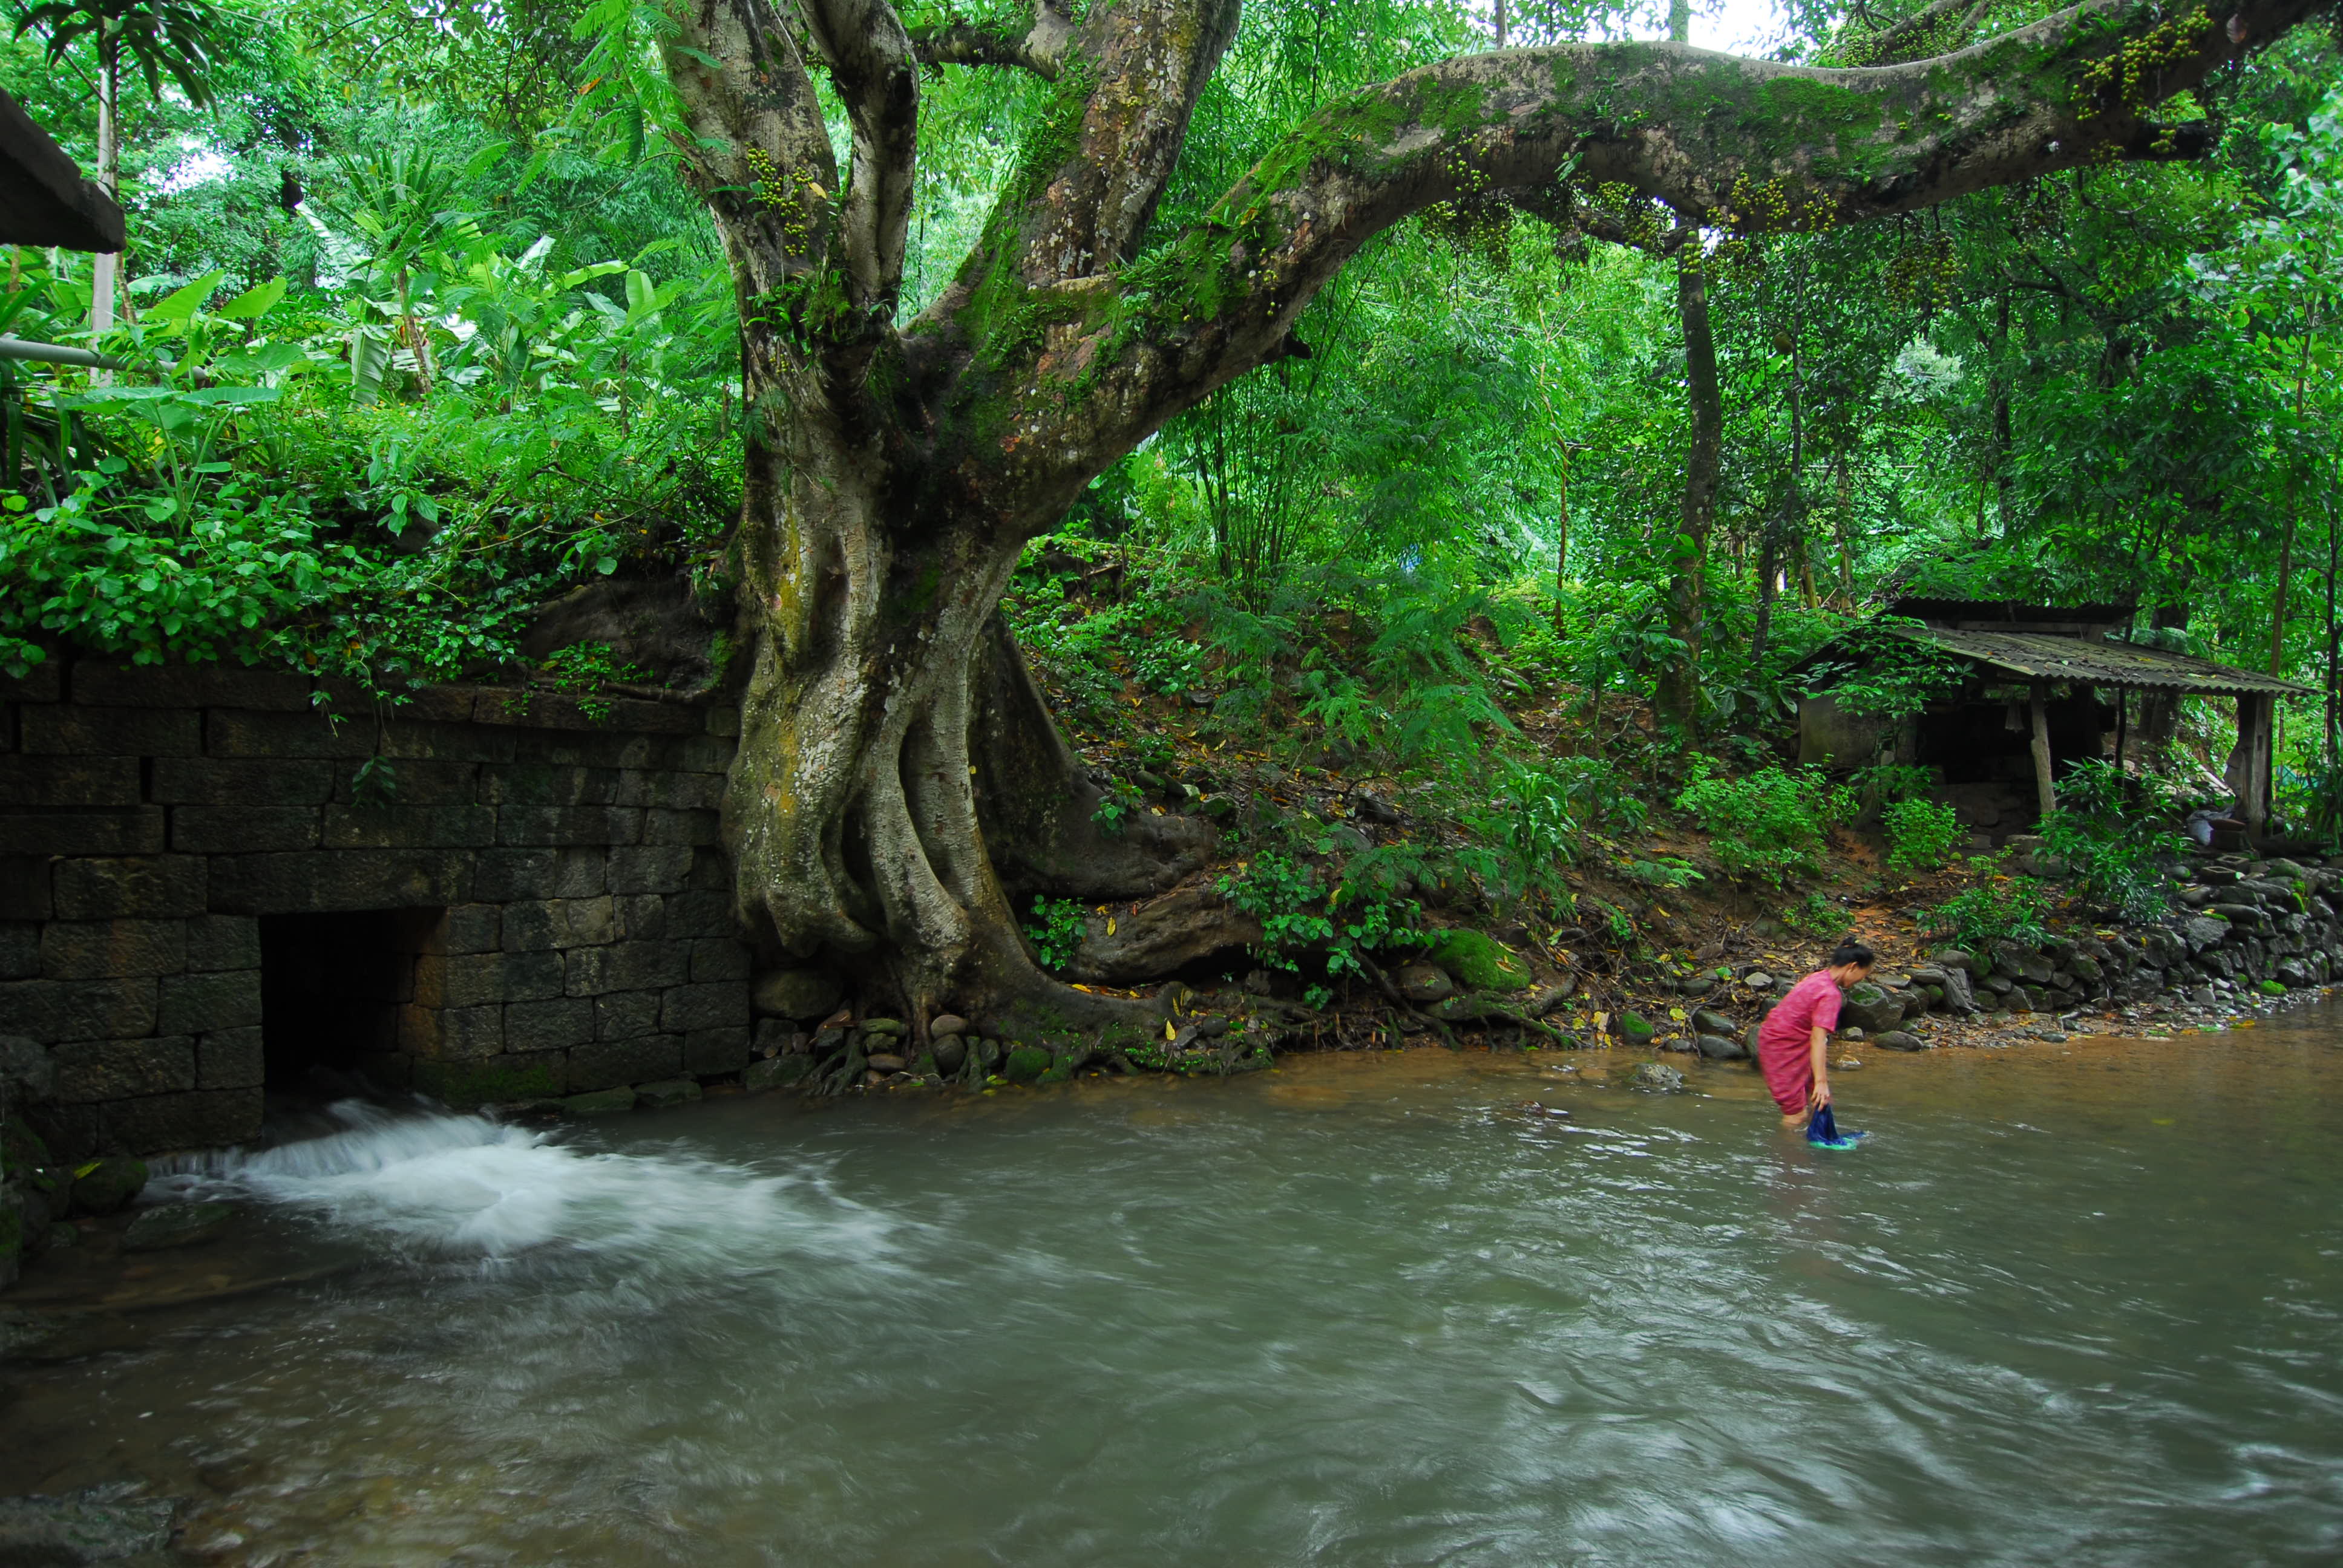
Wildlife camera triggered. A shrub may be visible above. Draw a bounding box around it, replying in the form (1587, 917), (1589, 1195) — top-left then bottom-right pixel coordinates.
(1023, 897), (1088, 970)
(1674, 761), (1837, 884)
(2036, 759), (2181, 921)
(1784, 891), (1848, 938)
(1883, 798), (1964, 874)
(1932, 855), (2051, 953)
(1219, 849), (1424, 993)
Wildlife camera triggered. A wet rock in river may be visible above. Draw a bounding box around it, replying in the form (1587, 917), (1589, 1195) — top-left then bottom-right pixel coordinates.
(1691, 1008), (1736, 1036)
(1872, 1030), (1928, 1053)
(0, 1486), (177, 1564)
(563, 1086), (638, 1116)
(1628, 1062), (1685, 1093)
(742, 1057), (810, 1093)
(1694, 1033), (1746, 1061)
(68, 1157), (148, 1217)
(635, 1078), (702, 1108)
(123, 1201), (235, 1252)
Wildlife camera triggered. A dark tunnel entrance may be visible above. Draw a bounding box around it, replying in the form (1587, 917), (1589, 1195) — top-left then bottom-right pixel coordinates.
(259, 909), (441, 1092)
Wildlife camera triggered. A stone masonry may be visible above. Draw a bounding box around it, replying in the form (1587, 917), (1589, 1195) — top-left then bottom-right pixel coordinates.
(0, 657), (752, 1159)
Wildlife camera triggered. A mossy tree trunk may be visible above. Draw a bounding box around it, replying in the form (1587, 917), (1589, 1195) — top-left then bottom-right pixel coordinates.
(663, 0), (2326, 1029)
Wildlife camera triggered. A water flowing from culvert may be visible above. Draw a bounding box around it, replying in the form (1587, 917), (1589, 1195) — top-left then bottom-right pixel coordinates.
(150, 1099), (897, 1266)
(8, 1011), (2343, 1566)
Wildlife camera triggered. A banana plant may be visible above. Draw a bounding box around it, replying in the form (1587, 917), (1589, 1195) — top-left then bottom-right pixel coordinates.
(312, 146), (487, 403)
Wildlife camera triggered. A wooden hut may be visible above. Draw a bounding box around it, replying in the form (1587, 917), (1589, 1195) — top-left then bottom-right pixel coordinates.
(1797, 599), (2315, 844)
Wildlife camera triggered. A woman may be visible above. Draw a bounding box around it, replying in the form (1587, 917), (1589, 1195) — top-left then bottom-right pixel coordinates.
(1757, 941), (1874, 1131)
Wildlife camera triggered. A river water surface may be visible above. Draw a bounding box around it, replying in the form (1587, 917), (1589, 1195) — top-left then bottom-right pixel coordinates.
(5, 1008), (2342, 1566)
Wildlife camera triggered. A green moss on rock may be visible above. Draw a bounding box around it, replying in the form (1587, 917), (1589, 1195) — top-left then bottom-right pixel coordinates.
(69, 1157), (148, 1217)
(1003, 1046), (1053, 1083)
(1424, 930), (1533, 991)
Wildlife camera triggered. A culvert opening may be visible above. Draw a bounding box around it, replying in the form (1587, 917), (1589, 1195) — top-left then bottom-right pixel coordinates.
(260, 908), (444, 1094)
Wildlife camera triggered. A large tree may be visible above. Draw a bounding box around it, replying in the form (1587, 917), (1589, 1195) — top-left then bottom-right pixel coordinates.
(658, 0), (2329, 1036)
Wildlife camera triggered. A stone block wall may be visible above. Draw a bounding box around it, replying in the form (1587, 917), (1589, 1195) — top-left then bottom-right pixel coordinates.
(0, 658), (752, 1158)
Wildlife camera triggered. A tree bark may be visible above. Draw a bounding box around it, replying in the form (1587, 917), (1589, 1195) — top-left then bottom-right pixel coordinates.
(657, 0), (2328, 1026)
(90, 17), (119, 352)
(1655, 247), (1719, 730)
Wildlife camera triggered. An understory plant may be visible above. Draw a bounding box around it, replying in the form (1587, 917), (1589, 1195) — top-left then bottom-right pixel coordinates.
(2037, 759), (2182, 922)
(1933, 854), (2052, 954)
(1674, 760), (1843, 884)
(1883, 797), (1965, 874)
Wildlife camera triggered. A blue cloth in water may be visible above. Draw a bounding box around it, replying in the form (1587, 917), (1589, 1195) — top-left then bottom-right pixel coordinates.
(1805, 1103), (1866, 1149)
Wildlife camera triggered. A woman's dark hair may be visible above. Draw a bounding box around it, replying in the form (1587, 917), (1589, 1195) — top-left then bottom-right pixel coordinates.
(1827, 941), (1876, 969)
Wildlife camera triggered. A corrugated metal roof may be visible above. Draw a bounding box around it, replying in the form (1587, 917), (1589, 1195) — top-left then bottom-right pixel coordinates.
(1884, 626), (2315, 696)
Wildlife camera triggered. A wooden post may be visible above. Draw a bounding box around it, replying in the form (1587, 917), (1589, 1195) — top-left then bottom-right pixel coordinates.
(2226, 694), (2275, 840)
(2029, 683), (2057, 819)
(2113, 686), (2129, 767)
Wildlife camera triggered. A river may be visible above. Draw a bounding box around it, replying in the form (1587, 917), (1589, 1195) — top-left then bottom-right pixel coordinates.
(4, 1008), (2341, 1565)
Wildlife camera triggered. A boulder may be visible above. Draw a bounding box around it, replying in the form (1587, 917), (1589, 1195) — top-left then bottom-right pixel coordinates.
(753, 969), (845, 1021)
(1872, 1030), (1929, 1052)
(1423, 930), (1533, 991)
(123, 1201), (235, 1252)
(1743, 971), (1775, 991)
(1937, 966), (1978, 1014)
(930, 1014), (969, 1039)
(1002, 1046), (1052, 1083)
(1616, 1011), (1656, 1047)
(68, 1157), (148, 1217)
(1395, 963), (1458, 1004)
(1694, 1033), (1748, 1061)
(635, 1078), (702, 1107)
(2183, 915), (2233, 950)
(0, 1489), (178, 1564)
(563, 1086), (638, 1116)
(742, 1057), (811, 1093)
(932, 1036), (968, 1074)
(1837, 983), (1904, 1035)
(1691, 1008), (1736, 1035)
(1063, 884), (1263, 984)
(1628, 1062), (1685, 1092)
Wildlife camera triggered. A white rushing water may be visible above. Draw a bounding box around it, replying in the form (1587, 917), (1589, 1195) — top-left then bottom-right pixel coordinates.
(150, 1099), (895, 1265)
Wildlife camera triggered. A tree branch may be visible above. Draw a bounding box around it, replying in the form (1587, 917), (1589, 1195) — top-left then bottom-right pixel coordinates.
(970, 0), (2324, 506)
(660, 0), (839, 306)
(909, 1), (1073, 78)
(799, 0), (920, 314)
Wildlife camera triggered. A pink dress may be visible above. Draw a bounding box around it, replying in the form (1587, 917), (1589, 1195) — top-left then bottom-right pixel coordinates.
(1757, 970), (1842, 1114)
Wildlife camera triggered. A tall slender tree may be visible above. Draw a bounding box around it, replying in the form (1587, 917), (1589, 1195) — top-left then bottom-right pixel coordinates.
(13, 0), (228, 335)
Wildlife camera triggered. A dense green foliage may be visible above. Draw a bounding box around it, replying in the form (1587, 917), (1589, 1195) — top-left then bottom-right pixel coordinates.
(5, 0), (2343, 959)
